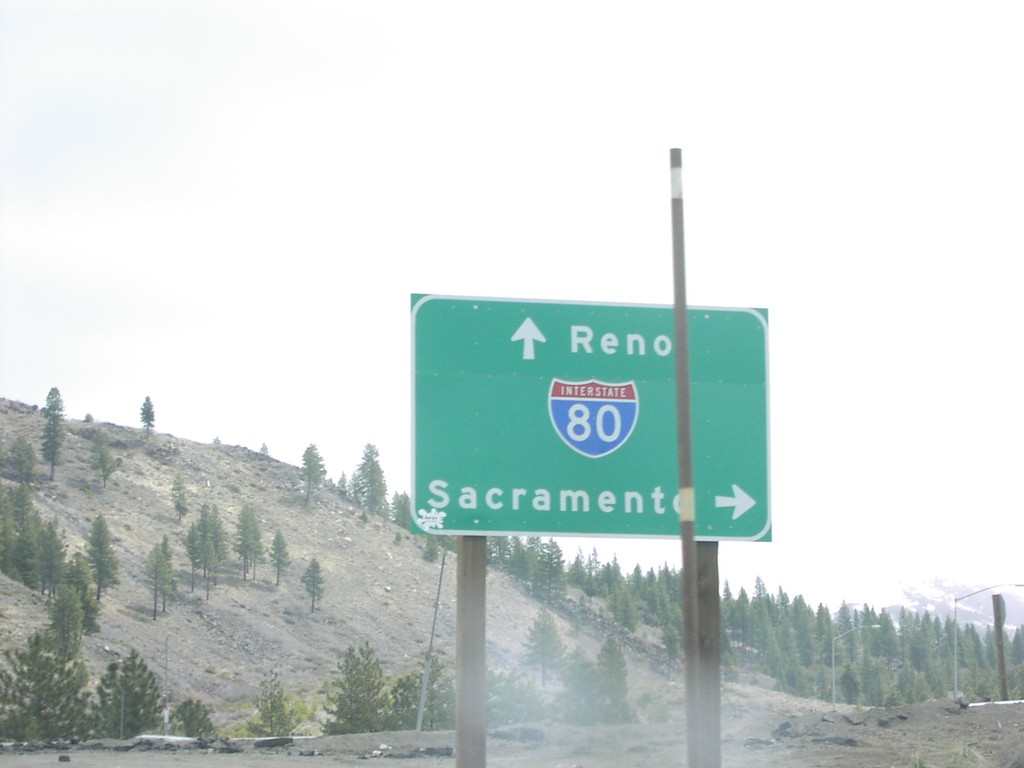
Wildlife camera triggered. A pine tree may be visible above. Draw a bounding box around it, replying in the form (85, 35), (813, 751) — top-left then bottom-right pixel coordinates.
(566, 549), (587, 591)
(420, 656), (456, 730)
(184, 522), (201, 592)
(662, 609), (683, 680)
(423, 535), (440, 562)
(171, 474), (188, 520)
(324, 642), (391, 734)
(508, 537), (537, 584)
(47, 584), (85, 658)
(559, 638), (633, 726)
(839, 663), (859, 705)
(350, 443), (387, 517)
(8, 435), (36, 483)
(140, 396), (155, 439)
(247, 670), (301, 736)
(0, 488), (13, 577)
(159, 536), (176, 611)
(608, 582), (640, 631)
(144, 535), (176, 619)
(173, 698), (214, 738)
(532, 539), (567, 604)
(595, 637), (633, 724)
(300, 444), (326, 504)
(559, 647), (599, 725)
(63, 552), (100, 634)
(390, 491), (411, 527)
(144, 542), (163, 620)
(388, 669), (422, 731)
(487, 669), (547, 725)
(389, 654), (455, 730)
(37, 517), (66, 597)
(41, 387), (65, 481)
(9, 483), (42, 589)
(269, 529), (290, 586)
(301, 558), (325, 613)
(0, 632), (93, 740)
(524, 609), (565, 686)
(94, 649), (163, 738)
(196, 504), (227, 598)
(87, 514), (120, 601)
(91, 429), (118, 488)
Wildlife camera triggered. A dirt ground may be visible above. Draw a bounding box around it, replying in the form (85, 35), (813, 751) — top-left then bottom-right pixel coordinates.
(4, 685), (1024, 768)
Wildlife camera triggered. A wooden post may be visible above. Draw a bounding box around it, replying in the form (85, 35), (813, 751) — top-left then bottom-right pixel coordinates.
(993, 594), (1009, 701)
(456, 536), (487, 768)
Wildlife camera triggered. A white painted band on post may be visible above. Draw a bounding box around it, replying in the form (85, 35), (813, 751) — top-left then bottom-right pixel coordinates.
(677, 486), (695, 522)
(671, 166), (682, 200)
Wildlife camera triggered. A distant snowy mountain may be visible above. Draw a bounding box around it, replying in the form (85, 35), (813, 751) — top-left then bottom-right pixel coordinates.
(874, 579), (1024, 629)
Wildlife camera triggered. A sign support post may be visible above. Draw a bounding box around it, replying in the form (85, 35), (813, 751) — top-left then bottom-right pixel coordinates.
(455, 536), (487, 768)
(671, 148), (720, 767)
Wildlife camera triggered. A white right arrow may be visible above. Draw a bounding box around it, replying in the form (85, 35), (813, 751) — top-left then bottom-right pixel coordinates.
(511, 317), (546, 360)
(715, 484), (756, 520)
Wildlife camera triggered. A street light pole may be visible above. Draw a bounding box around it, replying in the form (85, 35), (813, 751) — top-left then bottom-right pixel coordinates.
(832, 624), (881, 710)
(951, 583), (1024, 701)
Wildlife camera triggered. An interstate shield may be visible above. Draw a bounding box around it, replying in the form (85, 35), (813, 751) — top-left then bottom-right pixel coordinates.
(548, 379), (639, 458)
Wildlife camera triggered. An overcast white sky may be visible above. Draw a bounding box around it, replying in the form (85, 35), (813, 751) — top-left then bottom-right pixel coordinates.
(2, 1), (1023, 612)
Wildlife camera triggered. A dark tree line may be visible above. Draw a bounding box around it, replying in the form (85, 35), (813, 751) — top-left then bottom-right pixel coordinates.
(490, 537), (1024, 707)
(0, 483), (114, 634)
(0, 630), (211, 741)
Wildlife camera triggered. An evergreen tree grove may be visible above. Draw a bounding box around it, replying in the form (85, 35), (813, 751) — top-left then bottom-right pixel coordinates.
(234, 505), (264, 581)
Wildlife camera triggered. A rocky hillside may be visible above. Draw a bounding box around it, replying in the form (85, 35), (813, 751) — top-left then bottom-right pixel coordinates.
(0, 397), (676, 730)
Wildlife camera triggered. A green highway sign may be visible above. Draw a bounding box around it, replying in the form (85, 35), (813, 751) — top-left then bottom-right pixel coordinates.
(411, 295), (770, 541)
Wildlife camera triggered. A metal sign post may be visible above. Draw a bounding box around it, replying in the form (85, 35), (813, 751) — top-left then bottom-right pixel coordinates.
(672, 147), (721, 767)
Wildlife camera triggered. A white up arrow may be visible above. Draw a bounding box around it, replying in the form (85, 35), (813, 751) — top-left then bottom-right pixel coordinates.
(715, 484), (756, 520)
(511, 318), (546, 360)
